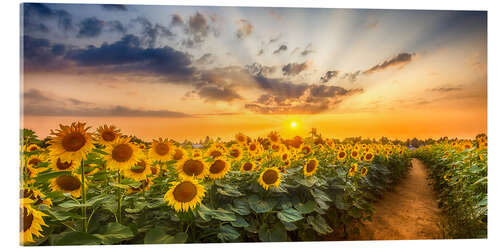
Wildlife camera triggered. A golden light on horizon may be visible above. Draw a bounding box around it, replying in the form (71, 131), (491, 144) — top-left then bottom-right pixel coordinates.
(290, 121), (297, 128)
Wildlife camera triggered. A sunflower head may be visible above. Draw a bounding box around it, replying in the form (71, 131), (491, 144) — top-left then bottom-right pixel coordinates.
(48, 122), (95, 162)
(228, 145), (243, 160)
(127, 178), (152, 194)
(270, 143), (282, 152)
(361, 166), (369, 176)
(364, 152), (374, 162)
(300, 144), (312, 155)
(240, 161), (255, 172)
(50, 174), (84, 198)
(247, 141), (261, 155)
(26, 155), (44, 169)
(50, 157), (77, 172)
(149, 138), (174, 162)
(208, 159), (230, 179)
(348, 163), (358, 176)
(258, 167), (281, 190)
(123, 159), (152, 181)
(176, 158), (208, 179)
(96, 125), (121, 146)
(25, 144), (40, 153)
(206, 145), (225, 159)
(171, 147), (186, 161)
(267, 131), (280, 143)
(104, 137), (142, 171)
(21, 188), (52, 207)
(20, 199), (48, 244)
(337, 150), (347, 161)
(164, 178), (206, 212)
(304, 158), (318, 176)
(350, 150), (359, 159)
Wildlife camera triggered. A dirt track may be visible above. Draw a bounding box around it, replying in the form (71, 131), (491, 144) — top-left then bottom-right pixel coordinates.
(351, 158), (443, 240)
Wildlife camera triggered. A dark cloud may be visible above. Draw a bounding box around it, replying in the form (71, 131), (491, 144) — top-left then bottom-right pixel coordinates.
(77, 17), (105, 38)
(273, 44), (287, 54)
(68, 34), (194, 80)
(133, 17), (174, 47)
(22, 3), (73, 33)
(364, 53), (415, 74)
(320, 70), (340, 83)
(22, 35), (68, 71)
(269, 34), (281, 44)
(430, 86), (463, 92)
(236, 19), (253, 39)
(257, 49), (264, 56)
(282, 61), (311, 76)
(342, 71), (362, 83)
(107, 20), (127, 34)
(181, 12), (217, 48)
(245, 63), (277, 76)
(101, 4), (128, 11)
(171, 14), (184, 26)
(301, 44), (314, 56)
(197, 86), (242, 102)
(23, 89), (189, 117)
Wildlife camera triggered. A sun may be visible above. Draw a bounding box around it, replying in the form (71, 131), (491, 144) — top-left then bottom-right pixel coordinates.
(290, 121), (297, 128)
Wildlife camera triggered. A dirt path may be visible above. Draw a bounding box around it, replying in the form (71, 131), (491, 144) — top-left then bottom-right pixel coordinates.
(351, 158), (443, 240)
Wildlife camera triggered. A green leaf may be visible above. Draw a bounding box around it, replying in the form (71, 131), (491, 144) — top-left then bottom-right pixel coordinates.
(218, 225), (240, 242)
(217, 185), (243, 197)
(277, 208), (303, 223)
(39, 206), (82, 221)
(211, 208), (236, 222)
(34, 171), (72, 183)
(295, 176), (317, 187)
(230, 199), (250, 215)
(58, 200), (88, 209)
(307, 215), (333, 235)
(109, 182), (130, 189)
(282, 221), (298, 231)
(333, 194), (346, 210)
(258, 223), (287, 242)
(93, 222), (134, 244)
(197, 203), (214, 221)
(231, 215), (250, 228)
(144, 228), (187, 244)
(295, 200), (316, 214)
(310, 188), (332, 202)
(248, 195), (277, 213)
(54, 232), (101, 245)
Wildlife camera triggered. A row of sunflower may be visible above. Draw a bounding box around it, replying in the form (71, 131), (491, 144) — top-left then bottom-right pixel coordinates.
(412, 136), (487, 239)
(20, 123), (412, 245)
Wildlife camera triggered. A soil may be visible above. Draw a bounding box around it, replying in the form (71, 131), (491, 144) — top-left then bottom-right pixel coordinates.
(348, 158), (444, 240)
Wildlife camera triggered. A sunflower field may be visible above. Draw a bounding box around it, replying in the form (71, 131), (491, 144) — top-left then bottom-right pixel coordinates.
(20, 122), (413, 245)
(412, 135), (488, 239)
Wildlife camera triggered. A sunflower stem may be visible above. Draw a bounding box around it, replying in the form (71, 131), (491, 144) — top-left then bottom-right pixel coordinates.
(118, 172), (122, 224)
(80, 158), (87, 232)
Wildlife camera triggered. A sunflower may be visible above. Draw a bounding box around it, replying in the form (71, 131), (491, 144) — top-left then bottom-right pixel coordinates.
(127, 178), (152, 195)
(300, 144), (312, 155)
(164, 178), (206, 212)
(361, 166), (369, 176)
(208, 159), (230, 179)
(206, 145), (225, 159)
(235, 132), (247, 145)
(26, 155), (44, 168)
(20, 198), (48, 244)
(48, 122), (95, 163)
(350, 150), (360, 159)
(123, 159), (152, 181)
(337, 150), (347, 161)
(364, 151), (374, 162)
(103, 137), (142, 171)
(95, 125), (121, 146)
(258, 167), (281, 190)
(149, 138), (173, 162)
(176, 158), (208, 179)
(50, 174), (84, 198)
(21, 188), (52, 207)
(172, 147), (187, 161)
(240, 162), (255, 172)
(462, 141), (473, 150)
(50, 157), (77, 172)
(247, 141), (261, 155)
(25, 144), (40, 153)
(228, 145), (243, 160)
(270, 143), (282, 152)
(304, 158), (318, 176)
(348, 163), (358, 177)
(192, 149), (203, 158)
(24, 163), (46, 179)
(267, 131), (280, 144)
(280, 152), (290, 162)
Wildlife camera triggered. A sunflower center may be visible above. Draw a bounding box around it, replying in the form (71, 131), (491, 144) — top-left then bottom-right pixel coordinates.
(339, 152), (345, 158)
(230, 149), (240, 158)
(270, 134), (278, 142)
(243, 162), (253, 171)
(302, 147), (311, 154)
(249, 144), (257, 151)
(366, 153), (373, 160)
(306, 161), (317, 172)
(62, 132), (87, 152)
(173, 149), (184, 160)
(56, 158), (73, 170)
(262, 170), (279, 185)
(282, 154), (288, 161)
(352, 152), (358, 157)
(28, 146), (38, 151)
(112, 144), (133, 162)
(210, 160), (226, 174)
(101, 130), (116, 142)
(150, 166), (158, 175)
(173, 181), (197, 202)
(272, 144), (280, 151)
(155, 143), (170, 156)
(55, 175), (81, 191)
(22, 208), (34, 232)
(182, 159), (204, 176)
(132, 160), (147, 173)
(28, 158), (41, 167)
(210, 150), (222, 158)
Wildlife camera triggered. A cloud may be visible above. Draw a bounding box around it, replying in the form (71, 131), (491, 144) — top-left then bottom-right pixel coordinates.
(195, 53), (216, 65)
(269, 34), (281, 44)
(133, 17), (174, 47)
(363, 52), (415, 74)
(342, 71), (362, 83)
(22, 35), (68, 71)
(67, 34), (194, 80)
(101, 4), (128, 11)
(430, 86), (463, 92)
(171, 14), (184, 26)
(23, 89), (190, 117)
(257, 49), (264, 56)
(197, 86), (242, 102)
(320, 70), (340, 83)
(236, 19), (254, 39)
(273, 44), (287, 54)
(282, 61), (312, 76)
(301, 44), (314, 56)
(181, 12), (217, 48)
(77, 17), (105, 38)
(245, 63), (277, 76)
(23, 3), (73, 33)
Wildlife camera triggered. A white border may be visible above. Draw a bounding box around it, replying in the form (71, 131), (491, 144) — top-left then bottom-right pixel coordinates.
(1, 0), (497, 249)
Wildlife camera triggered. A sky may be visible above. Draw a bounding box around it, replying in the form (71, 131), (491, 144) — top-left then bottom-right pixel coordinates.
(21, 3), (487, 141)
